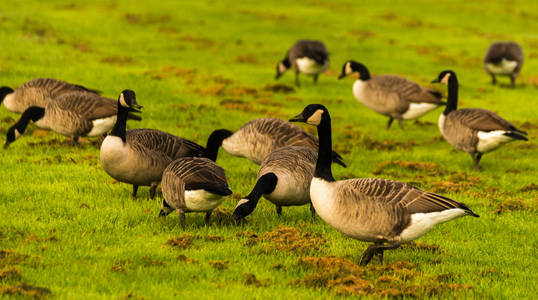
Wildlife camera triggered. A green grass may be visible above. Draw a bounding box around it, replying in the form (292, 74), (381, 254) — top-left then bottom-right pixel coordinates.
(1, 0), (537, 298)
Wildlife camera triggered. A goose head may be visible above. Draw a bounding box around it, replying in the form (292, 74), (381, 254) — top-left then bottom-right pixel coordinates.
(338, 60), (370, 80)
(289, 104), (328, 126)
(118, 89), (142, 110)
(4, 127), (20, 149)
(275, 59), (291, 80)
(0, 86), (14, 104)
(159, 199), (174, 217)
(431, 70), (457, 86)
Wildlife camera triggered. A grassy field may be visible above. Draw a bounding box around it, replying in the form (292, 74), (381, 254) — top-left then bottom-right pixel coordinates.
(1, 0), (537, 298)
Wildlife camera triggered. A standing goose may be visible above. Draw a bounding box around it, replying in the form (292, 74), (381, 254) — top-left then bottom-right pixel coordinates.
(4, 91), (141, 148)
(232, 146), (317, 220)
(275, 40), (329, 86)
(289, 104), (479, 266)
(206, 118), (346, 167)
(159, 157), (232, 229)
(484, 41), (524, 87)
(338, 60), (445, 129)
(100, 90), (212, 199)
(0, 78), (100, 114)
(432, 70), (528, 169)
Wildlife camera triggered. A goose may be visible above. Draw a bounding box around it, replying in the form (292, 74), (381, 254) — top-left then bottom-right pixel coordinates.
(4, 91), (141, 148)
(432, 70), (528, 169)
(0, 78), (100, 114)
(207, 118), (346, 167)
(100, 90), (220, 199)
(289, 104), (479, 266)
(338, 60), (445, 129)
(275, 40), (329, 86)
(159, 157), (232, 229)
(232, 146), (317, 220)
(484, 41), (523, 87)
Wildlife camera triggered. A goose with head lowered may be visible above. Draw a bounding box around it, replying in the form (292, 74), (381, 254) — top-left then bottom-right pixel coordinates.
(232, 146), (317, 221)
(484, 41), (523, 87)
(159, 157), (232, 229)
(338, 60), (445, 129)
(206, 118), (346, 167)
(289, 104), (479, 266)
(4, 91), (141, 148)
(0, 78), (100, 114)
(432, 70), (528, 170)
(275, 39), (329, 87)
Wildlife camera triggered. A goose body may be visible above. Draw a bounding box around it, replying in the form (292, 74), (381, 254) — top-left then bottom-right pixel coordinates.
(484, 41), (523, 87)
(341, 61), (444, 129)
(433, 70), (527, 169)
(276, 40), (329, 86)
(289, 104), (478, 266)
(159, 157), (232, 228)
(233, 146), (317, 220)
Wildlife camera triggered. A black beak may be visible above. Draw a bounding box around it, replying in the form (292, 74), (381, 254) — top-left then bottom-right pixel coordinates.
(431, 79), (439, 83)
(3, 141), (10, 149)
(131, 99), (143, 110)
(289, 113), (305, 123)
(158, 209), (166, 217)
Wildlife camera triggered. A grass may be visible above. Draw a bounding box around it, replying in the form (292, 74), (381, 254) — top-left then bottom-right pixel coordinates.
(1, 0), (537, 298)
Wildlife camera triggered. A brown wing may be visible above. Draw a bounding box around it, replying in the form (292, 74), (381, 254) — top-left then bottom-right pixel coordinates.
(371, 76), (443, 104)
(53, 92), (117, 121)
(165, 157), (231, 195)
(19, 78), (99, 96)
(127, 129), (205, 161)
(484, 42), (524, 66)
(451, 108), (524, 133)
(289, 40), (328, 63)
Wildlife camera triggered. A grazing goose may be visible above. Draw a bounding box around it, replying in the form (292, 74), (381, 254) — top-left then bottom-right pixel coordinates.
(0, 78), (100, 114)
(207, 118), (346, 167)
(232, 146), (317, 220)
(432, 70), (528, 169)
(159, 157), (232, 229)
(484, 41), (523, 87)
(289, 104), (479, 266)
(338, 60), (445, 129)
(4, 91), (141, 148)
(275, 40), (329, 86)
(100, 90), (209, 199)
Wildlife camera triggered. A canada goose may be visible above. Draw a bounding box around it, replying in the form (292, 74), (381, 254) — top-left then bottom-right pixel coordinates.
(275, 40), (329, 86)
(432, 70), (528, 169)
(232, 146), (317, 220)
(159, 157), (232, 229)
(100, 90), (209, 199)
(484, 41), (523, 87)
(4, 91), (141, 148)
(338, 60), (445, 129)
(207, 118), (346, 167)
(0, 78), (100, 114)
(289, 104), (479, 266)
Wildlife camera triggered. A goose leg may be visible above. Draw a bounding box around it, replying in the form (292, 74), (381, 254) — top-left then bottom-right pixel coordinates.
(397, 117), (404, 130)
(72, 137), (79, 145)
(490, 73), (496, 85)
(295, 70), (300, 87)
(276, 205), (282, 216)
(510, 75), (516, 88)
(471, 152), (482, 170)
(177, 209), (186, 230)
(360, 242), (401, 266)
(132, 185), (139, 198)
(313, 74), (319, 84)
(205, 211), (212, 226)
(310, 203), (316, 219)
(387, 117), (394, 129)
(149, 182), (158, 199)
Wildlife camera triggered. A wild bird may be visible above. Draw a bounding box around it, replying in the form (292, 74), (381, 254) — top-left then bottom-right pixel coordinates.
(289, 104), (479, 266)
(233, 146), (317, 220)
(159, 157), (232, 229)
(275, 39), (329, 86)
(0, 78), (100, 114)
(484, 41), (524, 87)
(432, 70), (528, 169)
(206, 118), (346, 167)
(4, 91), (141, 148)
(100, 90), (225, 199)
(338, 60), (445, 129)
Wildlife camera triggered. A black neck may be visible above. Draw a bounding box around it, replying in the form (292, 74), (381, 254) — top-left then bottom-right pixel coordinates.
(314, 113), (335, 182)
(204, 129), (232, 162)
(110, 105), (129, 142)
(16, 106), (45, 134)
(282, 55), (291, 68)
(0, 87), (14, 103)
(444, 74), (458, 115)
(233, 173), (277, 219)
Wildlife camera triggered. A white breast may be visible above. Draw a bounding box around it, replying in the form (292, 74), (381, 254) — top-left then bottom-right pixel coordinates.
(2, 93), (18, 112)
(485, 59), (518, 75)
(352, 80), (368, 104)
(265, 173), (309, 206)
(87, 116), (117, 137)
(476, 130), (512, 153)
(100, 135), (129, 177)
(296, 57), (328, 75)
(185, 190), (227, 212)
(399, 208), (466, 242)
(402, 103), (439, 120)
(310, 177), (338, 224)
(438, 114), (446, 137)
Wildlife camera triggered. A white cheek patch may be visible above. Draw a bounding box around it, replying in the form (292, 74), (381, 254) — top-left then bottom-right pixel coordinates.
(14, 129), (21, 139)
(119, 93), (129, 108)
(345, 62), (352, 76)
(441, 73), (451, 85)
(235, 198), (250, 208)
(306, 109), (324, 125)
(278, 63), (287, 73)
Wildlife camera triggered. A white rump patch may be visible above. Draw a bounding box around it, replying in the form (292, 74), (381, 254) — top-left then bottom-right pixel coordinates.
(185, 189), (227, 212)
(296, 57), (328, 75)
(476, 130), (513, 153)
(87, 116), (117, 137)
(2, 93), (17, 112)
(402, 103), (439, 120)
(485, 59), (518, 75)
(400, 208), (467, 242)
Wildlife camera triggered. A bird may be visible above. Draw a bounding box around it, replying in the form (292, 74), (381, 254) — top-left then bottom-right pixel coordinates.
(159, 157), (232, 229)
(484, 41), (524, 87)
(338, 60), (445, 129)
(289, 103), (479, 266)
(275, 40), (329, 86)
(206, 118), (346, 167)
(432, 70), (528, 169)
(100, 90), (224, 199)
(232, 146), (317, 220)
(0, 78), (100, 114)
(4, 91), (141, 148)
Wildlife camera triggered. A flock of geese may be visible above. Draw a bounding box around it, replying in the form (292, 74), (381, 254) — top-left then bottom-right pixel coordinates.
(0, 39), (530, 265)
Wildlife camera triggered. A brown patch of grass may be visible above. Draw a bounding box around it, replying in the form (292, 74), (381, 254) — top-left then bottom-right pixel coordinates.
(179, 34), (214, 48)
(403, 241), (440, 252)
(261, 227), (326, 254)
(373, 160), (439, 175)
(348, 30), (375, 39)
(0, 283), (51, 298)
(520, 183), (538, 192)
(177, 254), (197, 264)
(379, 12), (398, 21)
(235, 54), (258, 64)
(364, 137), (416, 151)
(141, 256), (165, 267)
(208, 260), (228, 270)
(242, 273), (268, 287)
(211, 208), (236, 225)
(494, 199), (529, 214)
(100, 56), (133, 66)
(0, 267), (21, 280)
(519, 121), (538, 130)
(165, 234), (193, 249)
(22, 18), (53, 38)
(144, 66), (197, 82)
(219, 98), (254, 112)
(262, 83), (295, 94)
(205, 236), (224, 242)
(0, 250), (28, 268)
(124, 13), (171, 25)
(120, 293), (146, 300)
